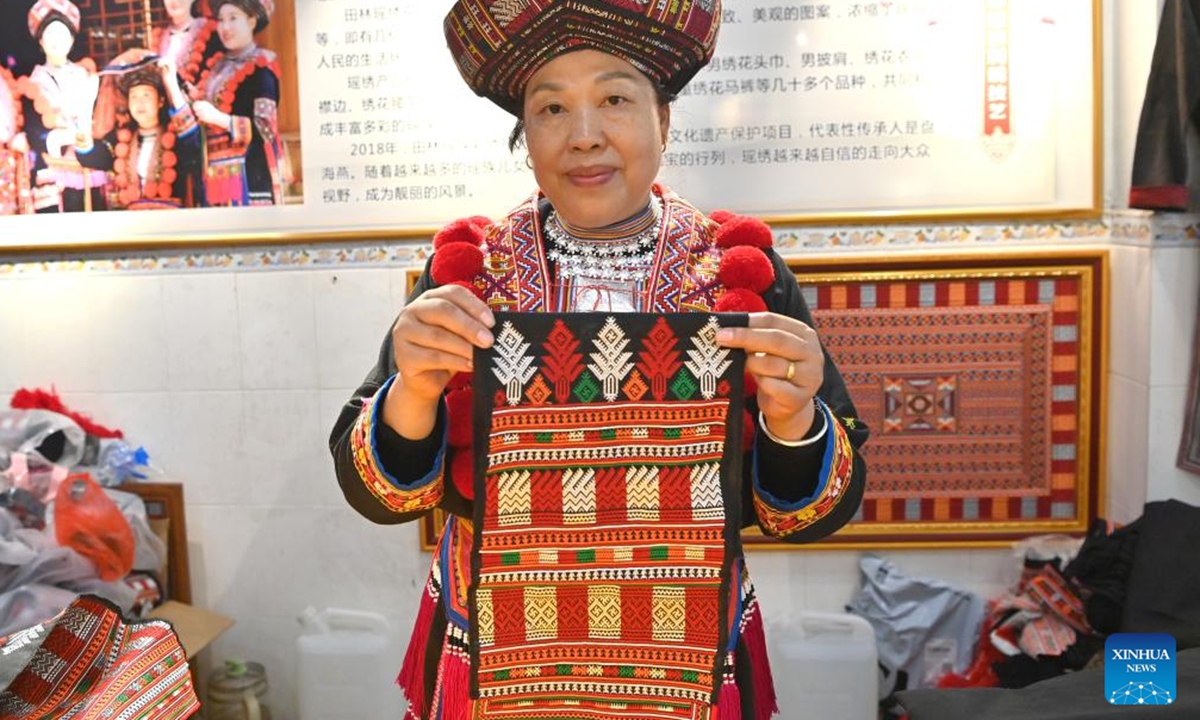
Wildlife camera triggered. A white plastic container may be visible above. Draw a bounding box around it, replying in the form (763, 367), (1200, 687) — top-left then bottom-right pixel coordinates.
(296, 607), (404, 720)
(767, 611), (878, 720)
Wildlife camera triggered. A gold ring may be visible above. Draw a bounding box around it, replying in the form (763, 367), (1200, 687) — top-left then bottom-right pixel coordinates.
(785, 361), (795, 382)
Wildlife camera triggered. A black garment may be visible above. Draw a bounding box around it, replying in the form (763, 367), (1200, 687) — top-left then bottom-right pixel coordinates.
(1121, 499), (1200, 648)
(1129, 0), (1200, 211)
(1063, 517), (1143, 635)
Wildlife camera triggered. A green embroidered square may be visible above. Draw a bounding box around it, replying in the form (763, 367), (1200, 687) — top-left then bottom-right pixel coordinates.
(576, 549), (596, 563)
(650, 546), (669, 561)
(501, 551), (521, 566)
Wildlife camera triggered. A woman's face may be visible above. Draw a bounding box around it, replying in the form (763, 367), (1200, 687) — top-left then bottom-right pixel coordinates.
(39, 20), (75, 66)
(128, 84), (163, 131)
(163, 0), (194, 25)
(522, 49), (668, 230)
(217, 4), (256, 52)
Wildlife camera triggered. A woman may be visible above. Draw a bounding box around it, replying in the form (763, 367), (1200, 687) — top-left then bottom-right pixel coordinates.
(330, 2), (869, 719)
(151, 0), (220, 93)
(78, 51), (201, 210)
(189, 0), (284, 206)
(19, 0), (107, 213)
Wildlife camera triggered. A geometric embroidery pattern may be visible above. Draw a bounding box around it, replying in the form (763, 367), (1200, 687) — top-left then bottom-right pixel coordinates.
(883, 375), (958, 433)
(807, 276), (1081, 526)
(472, 312), (745, 717)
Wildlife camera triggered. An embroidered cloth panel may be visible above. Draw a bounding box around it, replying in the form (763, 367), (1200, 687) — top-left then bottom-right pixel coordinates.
(470, 312), (746, 719)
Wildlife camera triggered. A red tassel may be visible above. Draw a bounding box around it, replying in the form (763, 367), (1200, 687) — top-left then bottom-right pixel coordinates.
(396, 579), (438, 718)
(742, 603), (778, 720)
(437, 640), (471, 720)
(717, 657), (742, 720)
(10, 387), (124, 439)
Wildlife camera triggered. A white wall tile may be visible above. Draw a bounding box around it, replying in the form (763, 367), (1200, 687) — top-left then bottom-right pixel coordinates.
(240, 390), (335, 507)
(1148, 246), (1200, 387)
(1108, 245), (1152, 383)
(1107, 373), (1150, 523)
(161, 391), (246, 506)
(313, 269), (395, 389)
(88, 276), (168, 392)
(0, 280), (24, 393)
(163, 274), (241, 391)
(1146, 384), (1200, 507)
(189, 505), (269, 616)
(237, 272), (318, 390)
(11, 275), (97, 392)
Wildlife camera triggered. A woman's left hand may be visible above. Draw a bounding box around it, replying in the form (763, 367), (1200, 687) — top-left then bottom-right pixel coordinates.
(717, 312), (823, 442)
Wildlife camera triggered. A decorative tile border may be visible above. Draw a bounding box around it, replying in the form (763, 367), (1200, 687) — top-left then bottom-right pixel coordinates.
(0, 210), (1195, 276)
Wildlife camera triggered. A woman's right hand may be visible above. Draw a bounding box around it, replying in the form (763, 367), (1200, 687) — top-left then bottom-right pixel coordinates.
(382, 284), (494, 439)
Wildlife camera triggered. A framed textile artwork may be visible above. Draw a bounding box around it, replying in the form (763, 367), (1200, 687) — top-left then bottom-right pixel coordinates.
(415, 250), (1106, 549)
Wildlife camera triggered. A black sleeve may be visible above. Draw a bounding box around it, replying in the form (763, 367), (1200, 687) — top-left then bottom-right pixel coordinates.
(740, 249), (870, 543)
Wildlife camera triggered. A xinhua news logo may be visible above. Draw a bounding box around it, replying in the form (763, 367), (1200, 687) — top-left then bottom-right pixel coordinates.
(1105, 633), (1176, 706)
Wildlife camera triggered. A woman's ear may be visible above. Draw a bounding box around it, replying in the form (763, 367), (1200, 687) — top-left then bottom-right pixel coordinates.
(658, 103), (671, 147)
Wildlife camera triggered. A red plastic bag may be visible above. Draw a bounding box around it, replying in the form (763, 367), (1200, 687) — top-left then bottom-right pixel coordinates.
(54, 474), (135, 581)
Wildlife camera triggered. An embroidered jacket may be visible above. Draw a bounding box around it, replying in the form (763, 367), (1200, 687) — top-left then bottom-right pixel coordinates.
(329, 187), (869, 719)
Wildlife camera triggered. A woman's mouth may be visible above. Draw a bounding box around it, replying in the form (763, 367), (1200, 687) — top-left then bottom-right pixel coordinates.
(566, 166), (615, 187)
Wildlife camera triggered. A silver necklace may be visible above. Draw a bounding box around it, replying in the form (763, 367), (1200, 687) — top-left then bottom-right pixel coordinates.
(544, 198), (662, 282)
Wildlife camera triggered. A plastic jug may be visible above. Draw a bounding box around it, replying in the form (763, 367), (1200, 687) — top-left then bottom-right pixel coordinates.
(296, 607), (404, 720)
(768, 611), (878, 720)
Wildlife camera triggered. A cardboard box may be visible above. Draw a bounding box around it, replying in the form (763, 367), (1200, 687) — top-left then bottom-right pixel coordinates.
(148, 601), (234, 659)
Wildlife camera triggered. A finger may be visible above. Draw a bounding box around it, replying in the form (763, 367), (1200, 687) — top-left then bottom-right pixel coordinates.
(718, 326), (815, 361)
(408, 293), (494, 348)
(745, 312), (814, 334)
(396, 321), (478, 364)
(745, 352), (799, 380)
(395, 340), (473, 376)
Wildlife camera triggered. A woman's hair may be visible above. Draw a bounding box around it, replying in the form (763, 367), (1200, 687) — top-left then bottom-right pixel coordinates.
(35, 13), (75, 43)
(507, 79), (676, 153)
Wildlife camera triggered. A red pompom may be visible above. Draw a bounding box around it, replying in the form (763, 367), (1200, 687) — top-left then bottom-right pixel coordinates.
(160, 133), (176, 150)
(714, 215), (774, 250)
(444, 388), (473, 448)
(742, 409), (756, 452)
(161, 168), (178, 185)
(466, 215), (491, 230)
(744, 372), (758, 398)
(446, 372), (472, 391)
(449, 449), (474, 500)
(448, 279), (484, 301)
(709, 209), (737, 225)
(714, 287), (768, 313)
(718, 246), (775, 293)
(431, 242), (484, 286)
(10, 387), (124, 439)
(114, 143), (130, 159)
(117, 128), (132, 143)
(433, 218), (485, 250)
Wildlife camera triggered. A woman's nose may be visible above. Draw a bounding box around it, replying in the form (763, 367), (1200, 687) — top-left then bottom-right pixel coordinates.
(568, 107), (603, 151)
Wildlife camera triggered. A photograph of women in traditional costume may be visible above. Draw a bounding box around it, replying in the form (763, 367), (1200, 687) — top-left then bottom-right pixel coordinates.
(152, 0), (220, 94)
(190, 0), (286, 207)
(19, 0), (107, 213)
(330, 2), (869, 719)
(78, 50), (201, 210)
(0, 67), (30, 216)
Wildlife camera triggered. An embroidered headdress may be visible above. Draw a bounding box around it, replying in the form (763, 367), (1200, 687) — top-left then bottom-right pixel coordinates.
(214, 0), (273, 32)
(444, 0), (722, 115)
(28, 0), (81, 39)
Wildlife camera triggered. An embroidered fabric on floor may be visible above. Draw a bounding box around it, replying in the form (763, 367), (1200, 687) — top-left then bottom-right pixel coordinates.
(0, 594), (199, 720)
(470, 312), (746, 720)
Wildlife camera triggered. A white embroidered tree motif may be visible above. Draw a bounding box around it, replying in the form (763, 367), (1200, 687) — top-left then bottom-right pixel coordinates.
(589, 316), (635, 401)
(684, 317), (733, 399)
(491, 321), (538, 406)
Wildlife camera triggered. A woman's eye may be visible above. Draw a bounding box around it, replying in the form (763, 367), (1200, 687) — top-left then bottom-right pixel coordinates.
(605, 95), (626, 106)
(543, 103), (564, 115)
